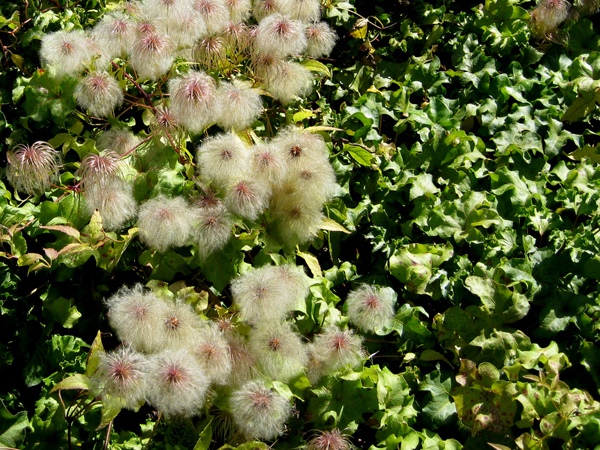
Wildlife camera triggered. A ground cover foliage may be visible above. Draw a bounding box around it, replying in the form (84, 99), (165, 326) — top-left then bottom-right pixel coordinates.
(1, 0), (600, 448)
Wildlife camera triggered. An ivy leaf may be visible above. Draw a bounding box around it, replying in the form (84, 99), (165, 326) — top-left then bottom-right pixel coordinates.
(0, 405), (30, 448)
(420, 370), (457, 429)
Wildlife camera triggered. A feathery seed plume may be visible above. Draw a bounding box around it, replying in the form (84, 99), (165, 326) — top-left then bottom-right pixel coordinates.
(230, 380), (291, 440)
(254, 13), (307, 59)
(75, 71), (124, 118)
(40, 30), (92, 79)
(106, 284), (167, 353)
(224, 176), (271, 220)
(345, 285), (396, 333)
(278, 0), (321, 23)
(216, 79), (263, 131)
(248, 321), (308, 381)
(252, 0), (282, 21)
(145, 349), (209, 417)
(190, 321), (233, 383)
(195, 201), (234, 258)
(97, 127), (142, 156)
(226, 0), (252, 22)
(6, 141), (61, 196)
(130, 31), (174, 80)
(169, 70), (218, 133)
(137, 195), (196, 252)
(306, 429), (353, 450)
(196, 131), (250, 185)
(310, 326), (365, 376)
(190, 0), (231, 34)
(230, 264), (299, 323)
(305, 22), (337, 58)
(263, 60), (313, 104)
(91, 346), (148, 410)
(91, 11), (135, 58)
(85, 177), (138, 231)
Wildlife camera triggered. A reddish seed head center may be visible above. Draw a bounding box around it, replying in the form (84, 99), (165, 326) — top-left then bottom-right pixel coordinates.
(164, 365), (185, 385)
(143, 34), (161, 52)
(251, 392), (271, 410)
(202, 344), (216, 359)
(112, 20), (127, 34)
(268, 337), (281, 351)
(290, 146), (302, 157)
(332, 333), (349, 351)
(111, 362), (133, 382)
(132, 303), (148, 320)
(365, 295), (380, 310)
(256, 285), (268, 299)
(234, 182), (254, 199)
(274, 20), (291, 36)
(61, 42), (75, 55)
(289, 207), (302, 219)
(165, 315), (180, 330)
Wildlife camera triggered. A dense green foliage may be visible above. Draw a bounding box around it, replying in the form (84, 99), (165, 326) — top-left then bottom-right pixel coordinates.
(1, 0), (600, 449)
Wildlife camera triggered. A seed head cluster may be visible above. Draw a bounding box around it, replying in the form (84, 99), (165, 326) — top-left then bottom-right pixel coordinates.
(97, 269), (392, 442)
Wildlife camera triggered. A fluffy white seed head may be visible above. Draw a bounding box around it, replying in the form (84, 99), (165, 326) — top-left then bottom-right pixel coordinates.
(226, 0), (252, 22)
(145, 349), (209, 418)
(106, 284), (167, 353)
(230, 264), (300, 323)
(216, 79), (263, 131)
(130, 31), (174, 80)
(224, 176), (271, 220)
(40, 30), (92, 79)
(273, 263), (309, 304)
(278, 0), (321, 22)
(142, 0), (193, 28)
(250, 51), (287, 81)
(77, 150), (123, 187)
(190, 321), (233, 383)
(248, 321), (308, 381)
(97, 127), (142, 156)
(151, 106), (184, 141)
(91, 346), (147, 409)
(305, 22), (337, 58)
(137, 195), (196, 252)
(306, 429), (353, 450)
(190, 0), (231, 34)
(196, 131), (250, 185)
(252, 0), (283, 21)
(194, 35), (227, 70)
(222, 21), (252, 52)
(169, 71), (218, 133)
(75, 71), (124, 118)
(226, 332), (257, 386)
(269, 193), (324, 245)
(282, 156), (338, 205)
(272, 126), (329, 166)
(91, 11), (135, 58)
(166, 10), (207, 48)
(250, 142), (287, 187)
(346, 285), (396, 333)
(156, 300), (204, 350)
(254, 13), (307, 58)
(230, 380), (291, 440)
(85, 177), (138, 231)
(311, 326), (365, 375)
(6, 141), (60, 196)
(195, 202), (234, 259)
(263, 60), (313, 104)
